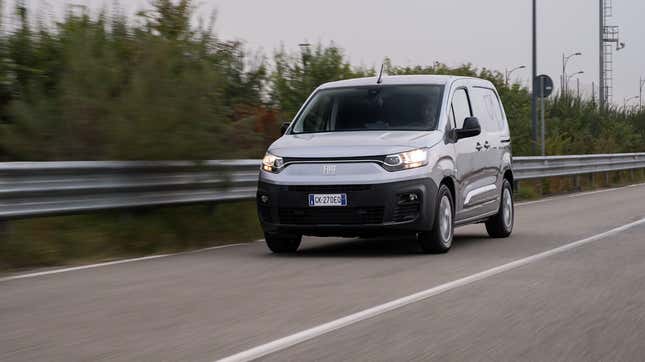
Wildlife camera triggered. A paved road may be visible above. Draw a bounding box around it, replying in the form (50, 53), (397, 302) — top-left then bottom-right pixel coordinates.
(1, 184), (645, 361)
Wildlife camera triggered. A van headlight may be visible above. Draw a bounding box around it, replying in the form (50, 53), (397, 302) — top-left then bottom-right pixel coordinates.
(382, 148), (429, 172)
(262, 152), (284, 173)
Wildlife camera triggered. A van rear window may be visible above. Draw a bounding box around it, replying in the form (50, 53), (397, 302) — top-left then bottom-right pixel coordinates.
(291, 85), (445, 134)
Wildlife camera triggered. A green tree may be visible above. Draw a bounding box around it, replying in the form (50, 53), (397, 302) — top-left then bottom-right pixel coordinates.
(0, 0), (269, 160)
(0, 1), (642, 161)
(271, 43), (373, 119)
(138, 0), (193, 40)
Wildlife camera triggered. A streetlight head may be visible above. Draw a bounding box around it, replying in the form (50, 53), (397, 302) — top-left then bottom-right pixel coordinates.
(574, 52), (582, 56)
(519, 65), (527, 69)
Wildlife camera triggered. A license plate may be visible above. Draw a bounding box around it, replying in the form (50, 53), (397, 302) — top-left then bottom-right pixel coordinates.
(308, 194), (347, 207)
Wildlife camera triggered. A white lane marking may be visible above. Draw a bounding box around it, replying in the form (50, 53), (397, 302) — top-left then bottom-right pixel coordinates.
(216, 217), (645, 362)
(516, 182), (645, 207)
(0, 240), (264, 283)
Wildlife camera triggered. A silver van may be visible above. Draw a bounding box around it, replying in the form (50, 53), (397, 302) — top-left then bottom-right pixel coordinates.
(257, 75), (514, 254)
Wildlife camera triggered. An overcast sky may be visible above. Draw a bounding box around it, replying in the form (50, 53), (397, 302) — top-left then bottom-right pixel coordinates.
(5, 0), (645, 105)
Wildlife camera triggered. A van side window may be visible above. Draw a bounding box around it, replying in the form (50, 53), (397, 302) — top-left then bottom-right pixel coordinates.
(472, 87), (505, 132)
(451, 88), (472, 129)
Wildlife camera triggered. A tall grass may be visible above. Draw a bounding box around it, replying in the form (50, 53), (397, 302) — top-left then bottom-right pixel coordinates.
(0, 202), (263, 271)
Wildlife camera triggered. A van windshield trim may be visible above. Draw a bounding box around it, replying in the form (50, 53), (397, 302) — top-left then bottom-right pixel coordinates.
(289, 84), (445, 135)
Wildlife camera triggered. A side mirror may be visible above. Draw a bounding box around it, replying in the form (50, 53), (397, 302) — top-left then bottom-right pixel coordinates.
(455, 117), (481, 140)
(280, 122), (291, 135)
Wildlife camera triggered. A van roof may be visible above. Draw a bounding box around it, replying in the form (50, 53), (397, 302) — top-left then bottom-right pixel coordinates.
(318, 74), (493, 89)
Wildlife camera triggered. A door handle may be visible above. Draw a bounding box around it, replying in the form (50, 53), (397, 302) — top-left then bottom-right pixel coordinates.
(484, 141), (490, 149)
(476, 143), (483, 151)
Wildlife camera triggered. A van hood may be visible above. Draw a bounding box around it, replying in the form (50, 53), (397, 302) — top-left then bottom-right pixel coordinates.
(268, 131), (444, 158)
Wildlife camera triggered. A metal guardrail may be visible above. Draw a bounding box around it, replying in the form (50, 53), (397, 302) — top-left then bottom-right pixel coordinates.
(513, 153), (645, 180)
(0, 160), (261, 219)
(1, 153), (644, 220)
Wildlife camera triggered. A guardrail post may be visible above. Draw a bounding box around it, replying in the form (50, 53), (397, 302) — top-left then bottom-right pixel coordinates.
(119, 211), (134, 225)
(573, 175), (580, 191)
(605, 172), (610, 186)
(588, 173), (594, 187)
(0, 220), (8, 242)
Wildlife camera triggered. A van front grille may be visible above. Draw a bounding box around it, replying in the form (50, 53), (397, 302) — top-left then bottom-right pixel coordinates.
(287, 185), (372, 192)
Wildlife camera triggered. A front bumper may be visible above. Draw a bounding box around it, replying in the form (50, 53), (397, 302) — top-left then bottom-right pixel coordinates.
(257, 178), (438, 237)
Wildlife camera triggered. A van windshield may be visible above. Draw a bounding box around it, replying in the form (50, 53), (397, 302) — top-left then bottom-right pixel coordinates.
(290, 85), (445, 134)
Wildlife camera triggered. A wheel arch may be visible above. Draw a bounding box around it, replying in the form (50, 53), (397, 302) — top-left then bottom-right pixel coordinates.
(503, 169), (515, 190)
(440, 176), (456, 204)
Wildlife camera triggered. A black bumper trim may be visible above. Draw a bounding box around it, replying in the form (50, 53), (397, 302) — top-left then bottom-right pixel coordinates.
(257, 178), (438, 237)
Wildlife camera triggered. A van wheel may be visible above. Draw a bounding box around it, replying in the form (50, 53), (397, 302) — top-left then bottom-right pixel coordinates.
(418, 184), (454, 254)
(485, 179), (514, 238)
(265, 233), (302, 253)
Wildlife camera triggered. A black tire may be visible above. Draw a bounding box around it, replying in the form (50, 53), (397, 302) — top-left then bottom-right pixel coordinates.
(265, 233), (302, 253)
(418, 184), (454, 254)
(485, 179), (514, 238)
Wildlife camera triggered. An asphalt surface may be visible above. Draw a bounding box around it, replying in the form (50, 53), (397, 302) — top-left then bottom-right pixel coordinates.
(1, 184), (645, 361)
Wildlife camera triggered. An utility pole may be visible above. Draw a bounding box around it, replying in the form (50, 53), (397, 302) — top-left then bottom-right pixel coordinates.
(531, 0), (538, 154)
(541, 77), (546, 156)
(599, 0), (605, 108)
(599, 0), (625, 108)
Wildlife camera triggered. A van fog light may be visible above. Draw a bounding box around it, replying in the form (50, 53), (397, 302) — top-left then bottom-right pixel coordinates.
(398, 193), (420, 204)
(259, 194), (270, 204)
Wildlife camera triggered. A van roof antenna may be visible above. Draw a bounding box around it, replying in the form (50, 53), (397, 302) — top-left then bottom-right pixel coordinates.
(376, 63), (385, 84)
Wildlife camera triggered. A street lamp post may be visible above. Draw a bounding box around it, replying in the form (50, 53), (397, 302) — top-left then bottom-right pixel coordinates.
(567, 71), (584, 98)
(298, 42), (312, 65)
(505, 65), (526, 87)
(640, 77), (645, 109)
(562, 52), (582, 97)
(298, 42), (312, 91)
